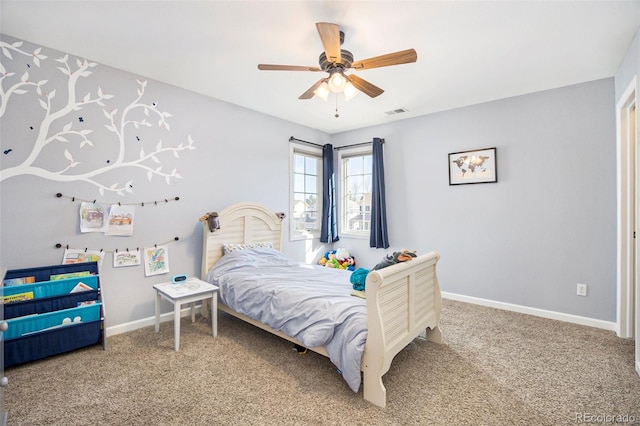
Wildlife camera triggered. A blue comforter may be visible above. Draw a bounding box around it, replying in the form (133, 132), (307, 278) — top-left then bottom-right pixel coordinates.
(205, 248), (367, 392)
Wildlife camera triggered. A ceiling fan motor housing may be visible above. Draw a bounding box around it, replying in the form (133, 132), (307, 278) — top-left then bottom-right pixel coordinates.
(319, 50), (354, 71)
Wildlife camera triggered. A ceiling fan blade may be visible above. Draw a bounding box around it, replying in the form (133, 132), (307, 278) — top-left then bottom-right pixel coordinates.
(299, 78), (327, 99)
(351, 48), (417, 70)
(258, 64), (322, 72)
(316, 22), (341, 64)
(346, 74), (384, 98)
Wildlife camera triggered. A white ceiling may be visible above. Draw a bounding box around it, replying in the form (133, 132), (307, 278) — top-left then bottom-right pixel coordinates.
(1, 1), (639, 134)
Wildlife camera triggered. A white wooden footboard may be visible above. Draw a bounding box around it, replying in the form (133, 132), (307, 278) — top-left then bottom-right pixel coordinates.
(361, 251), (443, 408)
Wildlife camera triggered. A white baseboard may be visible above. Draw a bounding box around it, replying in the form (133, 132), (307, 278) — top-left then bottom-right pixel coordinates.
(107, 294), (618, 337)
(106, 305), (201, 337)
(636, 360), (640, 377)
(441, 292), (617, 331)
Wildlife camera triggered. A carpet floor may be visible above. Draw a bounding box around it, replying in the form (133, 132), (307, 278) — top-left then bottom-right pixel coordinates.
(3, 299), (639, 425)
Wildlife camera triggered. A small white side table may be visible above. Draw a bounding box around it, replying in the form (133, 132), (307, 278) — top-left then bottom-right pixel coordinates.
(153, 278), (219, 351)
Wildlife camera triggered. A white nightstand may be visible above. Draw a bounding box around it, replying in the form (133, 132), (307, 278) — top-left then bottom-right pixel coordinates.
(153, 278), (218, 351)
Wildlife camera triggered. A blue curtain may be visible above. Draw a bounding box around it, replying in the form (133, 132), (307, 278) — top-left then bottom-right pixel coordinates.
(320, 144), (339, 243)
(370, 138), (389, 248)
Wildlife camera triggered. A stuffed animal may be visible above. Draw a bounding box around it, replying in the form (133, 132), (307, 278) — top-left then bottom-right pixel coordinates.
(349, 250), (416, 297)
(346, 256), (356, 271)
(199, 211), (220, 232)
(318, 250), (356, 270)
(318, 251), (331, 266)
(371, 249), (417, 271)
(340, 256), (356, 270)
(326, 257), (340, 268)
(335, 248), (350, 261)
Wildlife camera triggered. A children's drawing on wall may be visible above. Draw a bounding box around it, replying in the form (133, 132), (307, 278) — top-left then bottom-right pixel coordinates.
(0, 36), (196, 196)
(144, 245), (169, 276)
(113, 249), (141, 268)
(79, 202), (109, 233)
(62, 248), (105, 269)
(106, 204), (135, 236)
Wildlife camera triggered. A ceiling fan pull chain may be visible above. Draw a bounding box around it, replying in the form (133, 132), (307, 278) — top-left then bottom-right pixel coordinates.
(335, 95), (340, 118)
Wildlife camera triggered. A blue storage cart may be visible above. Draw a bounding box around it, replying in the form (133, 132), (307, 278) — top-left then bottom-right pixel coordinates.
(2, 262), (105, 367)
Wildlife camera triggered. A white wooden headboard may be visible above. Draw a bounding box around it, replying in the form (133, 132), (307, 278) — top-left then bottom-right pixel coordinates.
(200, 202), (283, 278)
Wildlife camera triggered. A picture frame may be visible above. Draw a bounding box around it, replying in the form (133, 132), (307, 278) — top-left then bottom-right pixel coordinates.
(448, 147), (497, 185)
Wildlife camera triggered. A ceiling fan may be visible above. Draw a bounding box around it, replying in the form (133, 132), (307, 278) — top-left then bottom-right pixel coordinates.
(257, 22), (417, 100)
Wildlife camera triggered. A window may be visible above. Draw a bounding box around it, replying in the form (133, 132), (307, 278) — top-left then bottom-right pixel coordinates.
(339, 147), (372, 237)
(290, 143), (322, 240)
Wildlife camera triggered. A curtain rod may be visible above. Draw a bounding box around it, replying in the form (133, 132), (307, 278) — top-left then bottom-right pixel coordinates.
(289, 136), (383, 150)
(288, 136), (324, 148)
(335, 140), (384, 150)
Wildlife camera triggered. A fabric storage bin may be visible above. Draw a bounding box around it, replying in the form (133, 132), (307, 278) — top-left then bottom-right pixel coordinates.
(3, 276), (99, 319)
(4, 290), (99, 319)
(3, 303), (102, 341)
(3, 275), (98, 300)
(4, 319), (103, 367)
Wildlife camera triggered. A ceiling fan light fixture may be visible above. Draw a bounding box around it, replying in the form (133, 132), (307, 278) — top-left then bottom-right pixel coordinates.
(328, 70), (347, 93)
(314, 82), (330, 101)
(343, 81), (359, 101)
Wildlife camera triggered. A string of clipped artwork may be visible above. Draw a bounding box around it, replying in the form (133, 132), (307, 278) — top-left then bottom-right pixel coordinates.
(54, 192), (182, 274)
(54, 237), (180, 274)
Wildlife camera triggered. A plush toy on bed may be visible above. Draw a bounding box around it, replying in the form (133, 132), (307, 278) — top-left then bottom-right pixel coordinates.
(371, 249), (417, 271)
(350, 250), (418, 297)
(318, 250), (356, 271)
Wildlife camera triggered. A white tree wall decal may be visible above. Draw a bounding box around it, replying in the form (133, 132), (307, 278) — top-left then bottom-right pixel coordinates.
(0, 40), (196, 195)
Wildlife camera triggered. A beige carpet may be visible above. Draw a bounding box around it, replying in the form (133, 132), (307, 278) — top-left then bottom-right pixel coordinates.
(3, 299), (639, 425)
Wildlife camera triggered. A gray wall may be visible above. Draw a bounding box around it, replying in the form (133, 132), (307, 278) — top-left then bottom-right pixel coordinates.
(0, 34), (328, 328)
(332, 79), (617, 322)
(0, 33), (619, 329)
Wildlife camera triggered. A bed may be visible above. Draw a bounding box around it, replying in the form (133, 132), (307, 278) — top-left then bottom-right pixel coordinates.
(199, 202), (443, 408)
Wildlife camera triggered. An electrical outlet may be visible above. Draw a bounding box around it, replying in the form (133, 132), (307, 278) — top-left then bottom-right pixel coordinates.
(577, 283), (588, 296)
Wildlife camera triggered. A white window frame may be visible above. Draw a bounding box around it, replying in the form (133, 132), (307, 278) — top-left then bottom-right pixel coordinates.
(289, 143), (323, 241)
(338, 145), (373, 239)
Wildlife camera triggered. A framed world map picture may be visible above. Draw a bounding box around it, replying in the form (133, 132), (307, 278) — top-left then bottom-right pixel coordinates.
(448, 147), (497, 185)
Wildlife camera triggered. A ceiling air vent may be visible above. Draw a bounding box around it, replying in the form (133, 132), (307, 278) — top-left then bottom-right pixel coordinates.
(385, 107), (408, 116)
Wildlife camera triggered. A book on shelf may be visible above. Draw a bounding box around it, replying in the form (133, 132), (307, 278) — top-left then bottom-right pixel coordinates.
(1, 291), (35, 304)
(2, 276), (36, 286)
(70, 282), (93, 293)
(50, 271), (92, 281)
